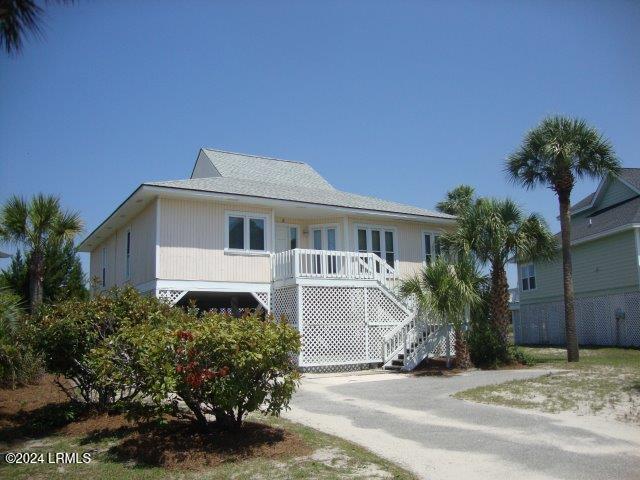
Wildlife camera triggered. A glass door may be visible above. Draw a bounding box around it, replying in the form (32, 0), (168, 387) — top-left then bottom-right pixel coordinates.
(310, 225), (339, 275)
(357, 226), (396, 273)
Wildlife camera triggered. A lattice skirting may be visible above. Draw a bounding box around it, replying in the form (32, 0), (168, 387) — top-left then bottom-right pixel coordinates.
(513, 292), (640, 347)
(271, 284), (409, 369)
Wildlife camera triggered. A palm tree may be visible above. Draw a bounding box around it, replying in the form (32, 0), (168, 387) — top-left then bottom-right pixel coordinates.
(399, 255), (484, 369)
(1, 0), (73, 55)
(436, 185), (476, 216)
(506, 116), (620, 362)
(0, 194), (82, 311)
(444, 198), (556, 361)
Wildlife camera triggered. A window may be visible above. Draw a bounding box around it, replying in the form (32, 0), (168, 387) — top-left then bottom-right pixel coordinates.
(125, 230), (131, 280)
(289, 227), (297, 249)
(225, 212), (268, 252)
(521, 263), (536, 291)
(423, 232), (442, 264)
(356, 226), (396, 268)
(101, 247), (107, 288)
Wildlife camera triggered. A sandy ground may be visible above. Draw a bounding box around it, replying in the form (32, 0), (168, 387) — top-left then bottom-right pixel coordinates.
(284, 370), (640, 480)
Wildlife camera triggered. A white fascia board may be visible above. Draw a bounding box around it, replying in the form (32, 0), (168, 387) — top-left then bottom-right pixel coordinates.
(142, 185), (456, 225)
(154, 279), (271, 293)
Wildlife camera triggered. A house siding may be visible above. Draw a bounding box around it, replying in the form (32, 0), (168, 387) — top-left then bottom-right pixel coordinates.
(157, 198), (273, 283)
(596, 178), (637, 210)
(518, 229), (639, 305)
(89, 201), (157, 290)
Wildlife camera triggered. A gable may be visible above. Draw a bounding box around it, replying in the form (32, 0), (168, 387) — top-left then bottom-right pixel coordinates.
(191, 150), (220, 179)
(193, 149), (335, 190)
(593, 177), (638, 211)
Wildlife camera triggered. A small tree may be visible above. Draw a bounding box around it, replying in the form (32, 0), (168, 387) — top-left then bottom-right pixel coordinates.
(0, 194), (83, 312)
(399, 255), (484, 369)
(436, 185), (476, 216)
(507, 116), (620, 362)
(444, 198), (556, 362)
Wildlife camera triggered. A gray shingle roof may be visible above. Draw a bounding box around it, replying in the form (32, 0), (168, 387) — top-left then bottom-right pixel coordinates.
(201, 149), (335, 190)
(146, 176), (454, 219)
(569, 195), (640, 242)
(570, 168), (640, 212)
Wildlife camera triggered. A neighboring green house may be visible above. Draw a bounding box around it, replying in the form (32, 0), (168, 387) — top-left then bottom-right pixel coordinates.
(513, 168), (640, 347)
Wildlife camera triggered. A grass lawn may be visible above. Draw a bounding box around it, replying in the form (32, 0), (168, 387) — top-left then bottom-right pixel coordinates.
(454, 347), (640, 424)
(1, 376), (416, 480)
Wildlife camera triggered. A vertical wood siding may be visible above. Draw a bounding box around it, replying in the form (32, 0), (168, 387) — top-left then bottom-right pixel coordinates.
(157, 198), (273, 283)
(89, 201), (157, 290)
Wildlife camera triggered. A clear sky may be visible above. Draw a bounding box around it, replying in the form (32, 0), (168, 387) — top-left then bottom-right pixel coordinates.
(1, 1), (639, 286)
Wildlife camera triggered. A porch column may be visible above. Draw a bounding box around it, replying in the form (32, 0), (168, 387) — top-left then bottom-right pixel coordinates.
(342, 216), (350, 250)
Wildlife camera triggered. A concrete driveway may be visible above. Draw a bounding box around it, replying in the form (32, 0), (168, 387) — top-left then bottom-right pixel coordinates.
(284, 370), (640, 480)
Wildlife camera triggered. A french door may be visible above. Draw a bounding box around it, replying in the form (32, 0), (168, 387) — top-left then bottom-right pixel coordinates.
(310, 225), (339, 274)
(356, 226), (396, 271)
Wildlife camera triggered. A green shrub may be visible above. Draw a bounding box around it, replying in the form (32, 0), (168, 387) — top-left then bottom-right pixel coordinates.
(127, 310), (301, 430)
(0, 289), (42, 387)
(37, 286), (182, 408)
(466, 287), (510, 368)
(509, 344), (535, 366)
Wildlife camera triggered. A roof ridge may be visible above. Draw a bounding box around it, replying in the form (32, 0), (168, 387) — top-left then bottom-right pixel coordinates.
(202, 148), (306, 165)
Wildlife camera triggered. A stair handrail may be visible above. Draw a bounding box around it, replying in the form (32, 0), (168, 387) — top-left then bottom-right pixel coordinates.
(382, 309), (418, 365)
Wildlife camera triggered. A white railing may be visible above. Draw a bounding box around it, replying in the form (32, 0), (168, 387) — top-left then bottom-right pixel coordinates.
(382, 310), (418, 361)
(271, 248), (397, 290)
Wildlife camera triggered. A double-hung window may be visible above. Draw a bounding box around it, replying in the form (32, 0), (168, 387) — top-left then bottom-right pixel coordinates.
(125, 229), (131, 280)
(521, 263), (536, 291)
(423, 232), (442, 264)
(225, 212), (268, 253)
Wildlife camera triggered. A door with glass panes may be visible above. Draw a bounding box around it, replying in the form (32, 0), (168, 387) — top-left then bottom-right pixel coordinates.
(310, 225), (339, 274)
(356, 226), (395, 273)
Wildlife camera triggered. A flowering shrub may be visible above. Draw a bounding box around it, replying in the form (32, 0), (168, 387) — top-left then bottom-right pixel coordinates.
(138, 311), (301, 430)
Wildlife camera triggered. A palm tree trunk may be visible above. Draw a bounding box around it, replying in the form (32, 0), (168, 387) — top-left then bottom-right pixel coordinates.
(453, 326), (472, 369)
(489, 263), (510, 359)
(29, 251), (44, 312)
(558, 190), (579, 362)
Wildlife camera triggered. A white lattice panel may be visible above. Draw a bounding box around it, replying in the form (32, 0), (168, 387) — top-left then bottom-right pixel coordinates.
(517, 292), (640, 347)
(157, 289), (187, 306)
(623, 293), (640, 347)
(367, 288), (408, 324)
(301, 286), (368, 366)
(271, 286), (298, 328)
(252, 291), (270, 311)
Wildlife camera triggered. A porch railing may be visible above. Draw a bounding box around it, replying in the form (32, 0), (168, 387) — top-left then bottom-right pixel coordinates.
(271, 248), (396, 290)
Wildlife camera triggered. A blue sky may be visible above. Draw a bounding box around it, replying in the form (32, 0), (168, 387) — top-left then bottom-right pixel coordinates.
(1, 1), (639, 286)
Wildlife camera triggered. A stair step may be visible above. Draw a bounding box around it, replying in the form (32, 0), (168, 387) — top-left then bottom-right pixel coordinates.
(391, 360), (404, 366)
(384, 364), (402, 371)
(397, 354), (405, 360)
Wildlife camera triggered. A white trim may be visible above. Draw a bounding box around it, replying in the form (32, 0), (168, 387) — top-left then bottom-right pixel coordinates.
(354, 223), (398, 267)
(101, 246), (107, 289)
(142, 185), (455, 223)
(155, 197), (161, 279)
(309, 223), (341, 250)
(520, 262), (536, 292)
(571, 174), (640, 216)
(153, 279), (271, 293)
(571, 223), (640, 246)
(224, 210), (270, 254)
(421, 229), (445, 265)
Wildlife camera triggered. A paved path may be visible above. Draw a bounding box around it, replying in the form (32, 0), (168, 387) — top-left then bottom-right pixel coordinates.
(284, 369), (640, 480)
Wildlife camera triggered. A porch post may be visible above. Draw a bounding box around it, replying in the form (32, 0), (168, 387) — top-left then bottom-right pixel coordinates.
(445, 324), (452, 368)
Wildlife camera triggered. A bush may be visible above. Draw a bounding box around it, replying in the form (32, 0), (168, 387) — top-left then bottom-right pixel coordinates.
(36, 286), (183, 408)
(0, 289), (42, 387)
(127, 310), (301, 430)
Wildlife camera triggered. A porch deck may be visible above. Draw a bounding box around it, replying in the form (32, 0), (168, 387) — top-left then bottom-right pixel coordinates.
(271, 248), (397, 290)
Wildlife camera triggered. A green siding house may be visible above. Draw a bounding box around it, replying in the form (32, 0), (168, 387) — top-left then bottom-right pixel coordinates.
(513, 168), (640, 347)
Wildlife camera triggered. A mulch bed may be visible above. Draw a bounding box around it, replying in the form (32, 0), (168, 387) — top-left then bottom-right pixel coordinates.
(0, 375), (310, 470)
(109, 420), (309, 469)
